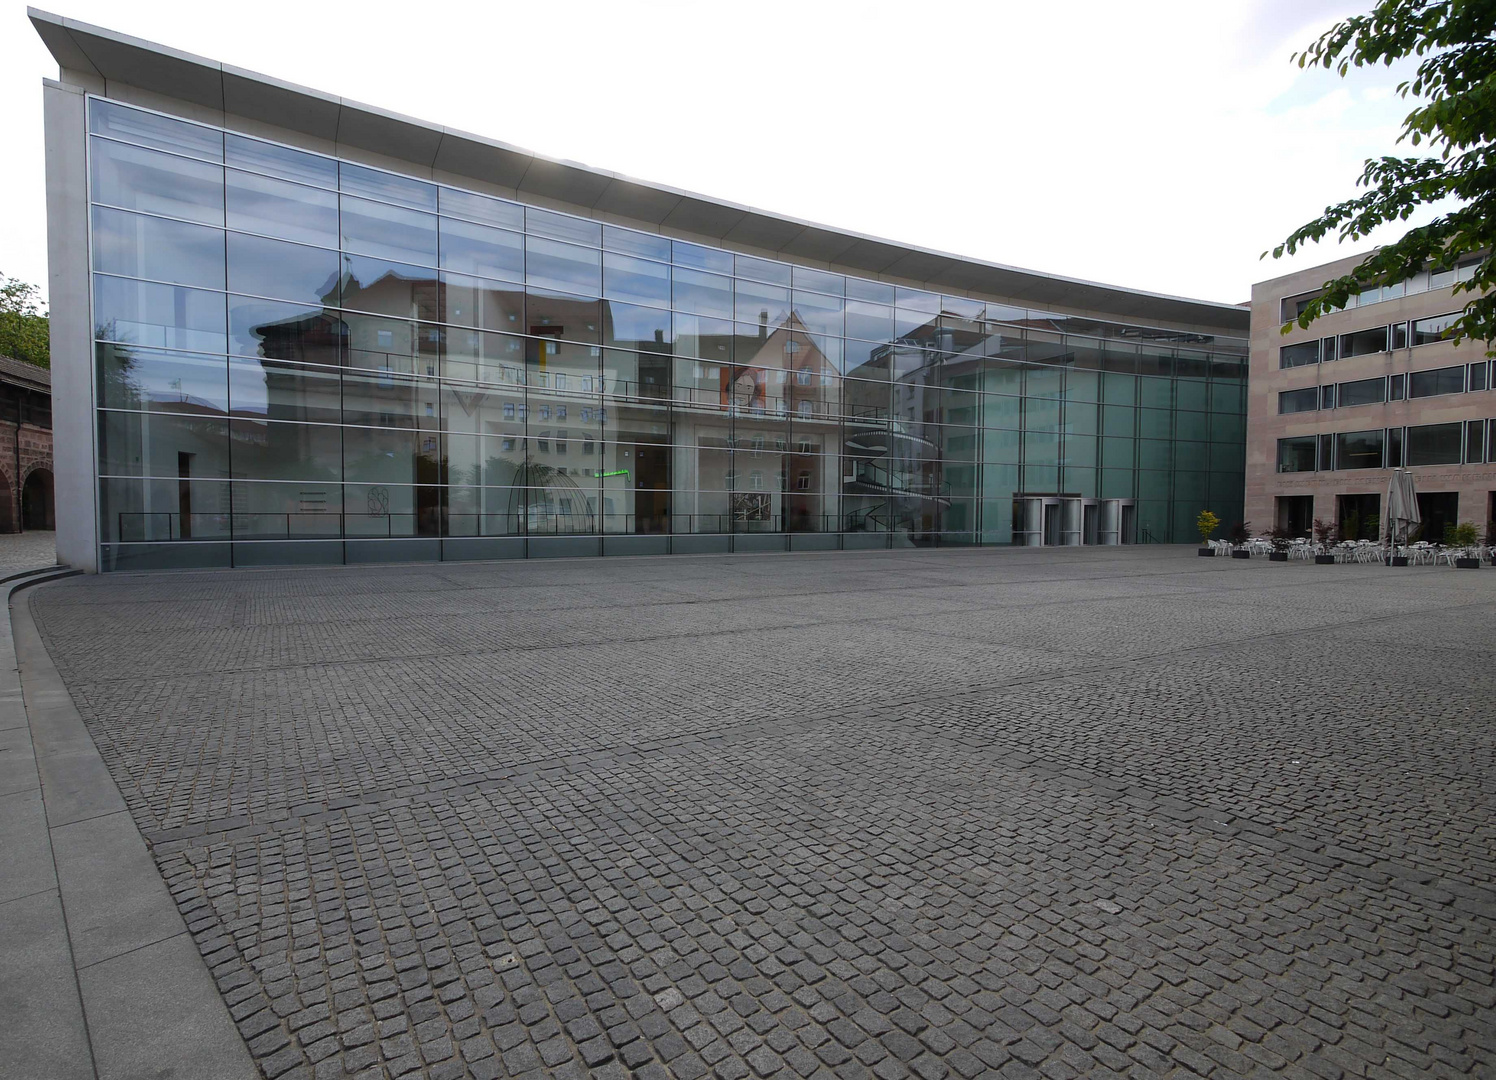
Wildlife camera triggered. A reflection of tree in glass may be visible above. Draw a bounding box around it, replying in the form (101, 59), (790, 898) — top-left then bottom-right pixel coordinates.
(95, 329), (143, 411)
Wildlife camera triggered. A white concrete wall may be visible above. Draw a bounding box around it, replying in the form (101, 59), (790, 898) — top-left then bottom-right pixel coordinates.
(43, 80), (98, 572)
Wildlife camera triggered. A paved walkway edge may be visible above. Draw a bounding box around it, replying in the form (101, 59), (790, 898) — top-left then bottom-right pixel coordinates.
(3, 575), (258, 1080)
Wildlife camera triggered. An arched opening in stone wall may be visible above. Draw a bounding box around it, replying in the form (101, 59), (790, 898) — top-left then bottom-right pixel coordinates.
(22, 468), (54, 531)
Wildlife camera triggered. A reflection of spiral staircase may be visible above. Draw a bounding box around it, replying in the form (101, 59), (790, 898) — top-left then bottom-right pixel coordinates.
(842, 422), (948, 535)
(505, 463), (595, 533)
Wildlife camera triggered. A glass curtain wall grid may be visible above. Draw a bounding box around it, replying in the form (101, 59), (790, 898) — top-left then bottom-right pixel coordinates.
(86, 98), (1248, 570)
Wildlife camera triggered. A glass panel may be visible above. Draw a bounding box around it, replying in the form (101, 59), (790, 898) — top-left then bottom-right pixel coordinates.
(1339, 326), (1389, 358)
(844, 300), (894, 344)
(1337, 377), (1385, 408)
(1469, 362), (1489, 392)
(1466, 420), (1485, 464)
(790, 290), (843, 338)
(1405, 422), (1463, 466)
(1279, 341), (1319, 369)
(339, 162), (436, 210)
(841, 278), (892, 304)
(525, 207), (600, 246)
(792, 266), (844, 295)
(735, 278), (790, 325)
(96, 344), (228, 416)
(343, 426), (438, 484)
(227, 233), (340, 306)
(340, 195), (438, 265)
(734, 254), (790, 286)
(526, 237), (601, 295)
(94, 275), (226, 353)
(438, 217), (524, 282)
(1411, 312), (1461, 346)
(344, 313), (423, 375)
(439, 187), (523, 230)
(225, 134), (336, 188)
(342, 255), (440, 320)
(231, 480), (344, 540)
(99, 409), (229, 478)
(100, 477), (230, 543)
(603, 302), (671, 353)
(439, 326), (524, 385)
(226, 169), (339, 247)
(438, 272), (524, 332)
(1408, 366), (1465, 398)
(673, 267), (734, 320)
(343, 370), (440, 430)
(526, 291), (600, 342)
(91, 206), (224, 289)
(671, 240), (732, 274)
(603, 226), (670, 261)
(231, 418), (344, 481)
(229, 297), (345, 367)
(90, 100), (222, 161)
(229, 357), (341, 423)
(90, 137), (224, 226)
(603, 253), (671, 308)
(1276, 436), (1317, 473)
(1277, 387), (1317, 414)
(1335, 429), (1384, 470)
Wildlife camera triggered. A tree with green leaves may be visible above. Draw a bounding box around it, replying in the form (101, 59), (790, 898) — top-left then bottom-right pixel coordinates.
(1269, 0), (1496, 351)
(0, 274), (50, 369)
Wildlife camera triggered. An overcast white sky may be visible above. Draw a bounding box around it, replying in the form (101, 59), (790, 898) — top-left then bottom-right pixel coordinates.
(0, 0), (1438, 309)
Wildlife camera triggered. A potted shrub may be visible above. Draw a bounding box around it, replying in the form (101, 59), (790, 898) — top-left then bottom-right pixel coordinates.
(1268, 527), (1292, 562)
(1229, 520), (1252, 559)
(1196, 510), (1220, 556)
(1312, 518), (1337, 564)
(1453, 521), (1481, 568)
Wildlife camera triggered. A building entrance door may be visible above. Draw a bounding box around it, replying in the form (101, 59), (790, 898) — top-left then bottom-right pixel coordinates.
(1017, 496), (1083, 546)
(1082, 500), (1100, 546)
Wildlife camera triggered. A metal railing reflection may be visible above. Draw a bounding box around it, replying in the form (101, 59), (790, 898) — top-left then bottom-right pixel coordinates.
(117, 510), (861, 542)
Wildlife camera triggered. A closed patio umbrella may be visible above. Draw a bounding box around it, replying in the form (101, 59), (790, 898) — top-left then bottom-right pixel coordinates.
(1385, 468), (1421, 556)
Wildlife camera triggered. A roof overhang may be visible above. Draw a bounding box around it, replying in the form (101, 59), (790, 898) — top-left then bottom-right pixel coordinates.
(30, 8), (1249, 337)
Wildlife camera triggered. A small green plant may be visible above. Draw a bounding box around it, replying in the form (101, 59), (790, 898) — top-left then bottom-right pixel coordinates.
(1363, 513), (1380, 542)
(1453, 521), (1480, 548)
(1228, 520), (1252, 547)
(1342, 509), (1360, 544)
(1442, 522), (1459, 547)
(1269, 526), (1293, 553)
(1196, 510), (1220, 545)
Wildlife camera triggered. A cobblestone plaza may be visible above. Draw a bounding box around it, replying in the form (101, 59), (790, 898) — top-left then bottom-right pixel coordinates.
(26, 547), (1496, 1079)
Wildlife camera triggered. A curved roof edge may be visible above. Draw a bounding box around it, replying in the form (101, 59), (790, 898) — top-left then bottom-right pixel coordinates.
(30, 8), (1249, 336)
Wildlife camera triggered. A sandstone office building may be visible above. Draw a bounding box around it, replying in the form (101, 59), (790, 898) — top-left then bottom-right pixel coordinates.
(34, 11), (1250, 573)
(1250, 252), (1496, 544)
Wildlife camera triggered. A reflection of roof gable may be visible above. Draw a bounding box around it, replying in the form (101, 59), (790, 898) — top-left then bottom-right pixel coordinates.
(0, 355), (51, 392)
(30, 9), (1248, 337)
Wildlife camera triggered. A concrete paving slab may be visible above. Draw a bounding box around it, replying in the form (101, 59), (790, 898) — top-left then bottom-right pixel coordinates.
(0, 787), (58, 905)
(0, 889), (93, 1080)
(53, 810), (186, 969)
(78, 932), (255, 1080)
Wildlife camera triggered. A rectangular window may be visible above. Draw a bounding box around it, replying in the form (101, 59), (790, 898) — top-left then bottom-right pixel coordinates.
(1339, 326), (1389, 358)
(1466, 420), (1486, 463)
(1389, 373), (1405, 401)
(1279, 341), (1320, 369)
(1337, 376), (1386, 408)
(226, 169), (338, 248)
(90, 137), (225, 226)
(1280, 292), (1318, 323)
(1405, 422), (1464, 466)
(91, 205), (225, 290)
(1319, 433), (1334, 471)
(1407, 365), (1466, 398)
(1322, 336), (1337, 362)
(1276, 436), (1317, 473)
(1410, 312), (1461, 346)
(1335, 428), (1384, 470)
(340, 195), (438, 266)
(1321, 384), (1337, 410)
(1387, 426), (1403, 467)
(1469, 362), (1489, 392)
(1392, 322), (1408, 350)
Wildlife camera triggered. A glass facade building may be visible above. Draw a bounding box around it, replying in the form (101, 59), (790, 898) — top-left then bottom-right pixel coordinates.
(82, 99), (1246, 570)
(36, 17), (1248, 571)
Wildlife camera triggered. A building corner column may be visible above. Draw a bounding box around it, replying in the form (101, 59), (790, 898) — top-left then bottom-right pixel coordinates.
(42, 79), (98, 573)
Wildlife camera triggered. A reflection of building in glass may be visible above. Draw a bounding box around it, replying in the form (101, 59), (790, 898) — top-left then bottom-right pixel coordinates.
(35, 13), (1250, 571)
